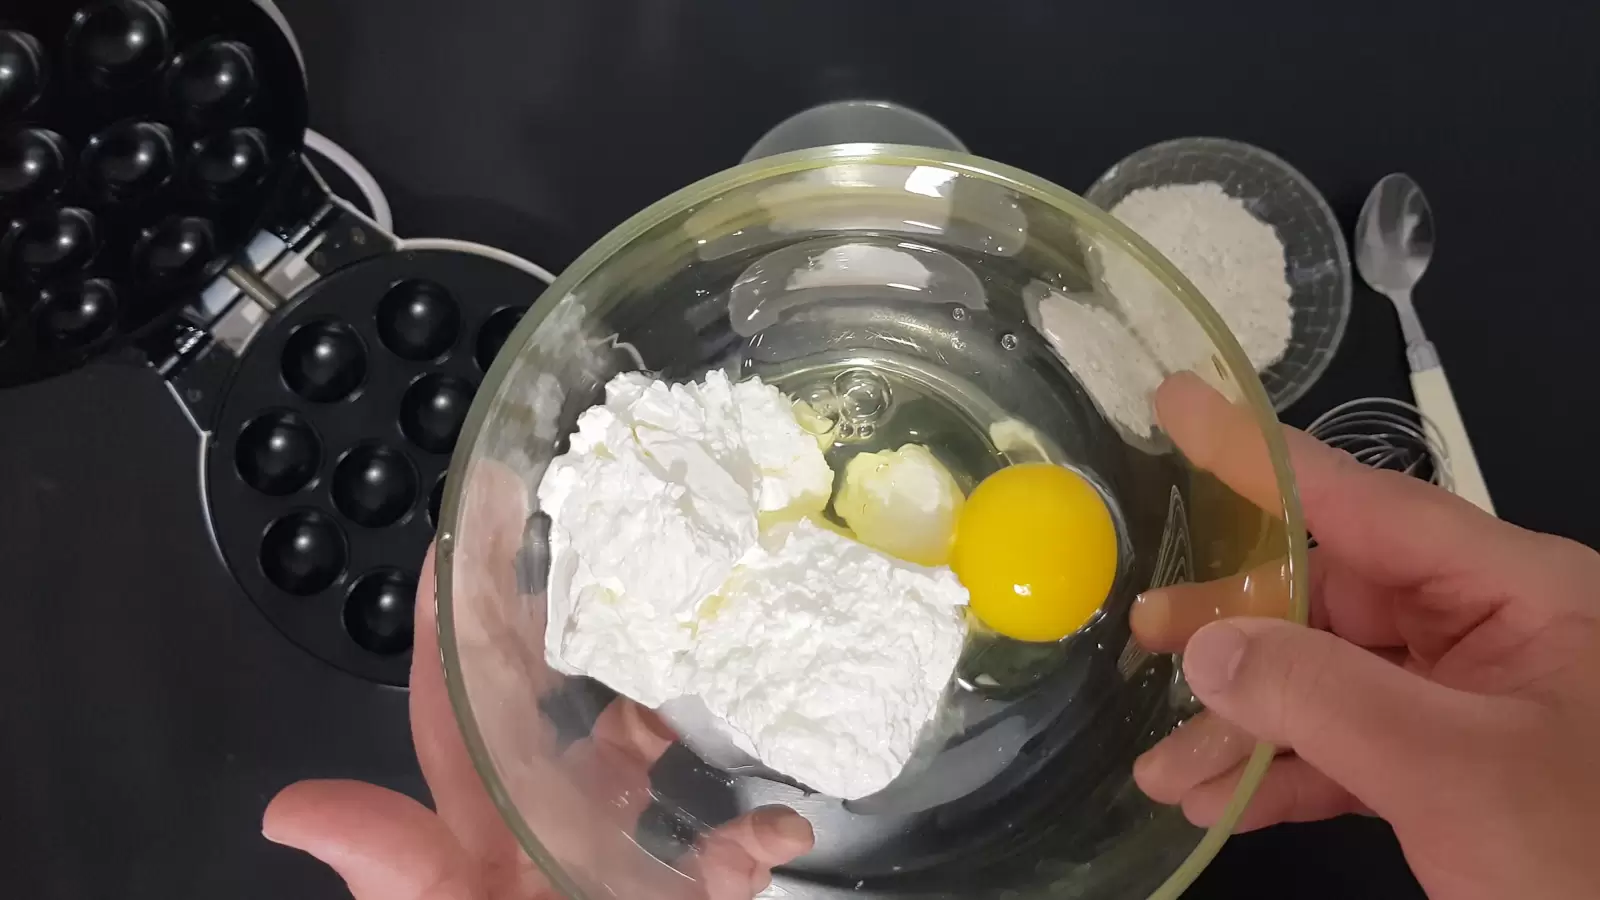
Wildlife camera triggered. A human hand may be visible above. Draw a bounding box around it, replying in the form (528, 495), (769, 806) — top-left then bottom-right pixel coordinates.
(1131, 373), (1600, 900)
(262, 538), (813, 898)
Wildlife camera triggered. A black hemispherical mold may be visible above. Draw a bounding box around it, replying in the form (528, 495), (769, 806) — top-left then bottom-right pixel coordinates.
(68, 0), (175, 89)
(5, 208), (99, 282)
(82, 120), (174, 201)
(260, 510), (347, 596)
(167, 38), (257, 122)
(0, 128), (67, 200)
(332, 442), (419, 529)
(0, 30), (47, 116)
(132, 215), (215, 284)
(189, 127), (270, 198)
(35, 277), (119, 349)
(205, 250), (553, 686)
(235, 410), (321, 497)
(343, 569), (417, 656)
(476, 305), (527, 372)
(377, 280), (461, 361)
(281, 318), (367, 403)
(400, 374), (477, 454)
(0, 0), (306, 390)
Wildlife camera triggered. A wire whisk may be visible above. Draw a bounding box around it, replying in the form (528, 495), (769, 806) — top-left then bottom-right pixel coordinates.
(1306, 397), (1453, 490)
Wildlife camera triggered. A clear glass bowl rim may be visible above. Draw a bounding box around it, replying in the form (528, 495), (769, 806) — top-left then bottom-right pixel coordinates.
(434, 142), (1311, 900)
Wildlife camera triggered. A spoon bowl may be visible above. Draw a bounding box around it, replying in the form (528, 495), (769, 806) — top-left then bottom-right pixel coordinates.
(1355, 173), (1436, 295)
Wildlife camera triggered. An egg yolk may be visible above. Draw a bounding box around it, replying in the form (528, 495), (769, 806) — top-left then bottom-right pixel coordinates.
(951, 463), (1118, 642)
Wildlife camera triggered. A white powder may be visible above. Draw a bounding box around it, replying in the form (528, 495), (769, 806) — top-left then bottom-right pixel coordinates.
(1103, 182), (1294, 373)
(538, 371), (969, 798)
(1034, 291), (1165, 440)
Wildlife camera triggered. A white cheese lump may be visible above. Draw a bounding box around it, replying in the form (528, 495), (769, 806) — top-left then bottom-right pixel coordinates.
(688, 518), (967, 799)
(538, 370), (968, 799)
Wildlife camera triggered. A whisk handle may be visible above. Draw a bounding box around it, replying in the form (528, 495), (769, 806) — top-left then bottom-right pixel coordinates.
(1410, 366), (1496, 516)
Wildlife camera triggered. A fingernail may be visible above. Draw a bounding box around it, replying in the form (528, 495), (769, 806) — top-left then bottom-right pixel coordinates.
(1131, 750), (1179, 805)
(1130, 591), (1170, 639)
(753, 806), (814, 848)
(1131, 749), (1159, 783)
(1183, 622), (1249, 695)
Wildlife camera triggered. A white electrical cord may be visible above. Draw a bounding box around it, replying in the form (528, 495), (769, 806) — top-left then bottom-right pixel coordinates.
(304, 128), (394, 233)
(397, 237), (558, 285)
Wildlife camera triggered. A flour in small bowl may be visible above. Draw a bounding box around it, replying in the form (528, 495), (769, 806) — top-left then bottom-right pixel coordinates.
(1102, 181), (1293, 373)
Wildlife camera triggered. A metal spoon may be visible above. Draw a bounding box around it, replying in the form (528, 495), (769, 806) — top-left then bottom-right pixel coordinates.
(1354, 174), (1495, 514)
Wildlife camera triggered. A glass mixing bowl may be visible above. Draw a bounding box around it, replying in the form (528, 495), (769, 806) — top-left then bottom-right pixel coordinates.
(435, 144), (1309, 900)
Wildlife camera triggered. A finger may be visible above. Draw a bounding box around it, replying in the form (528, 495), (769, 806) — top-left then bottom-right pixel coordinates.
(443, 461), (551, 698)
(1307, 551), (1406, 646)
(455, 458), (534, 572)
(263, 780), (479, 900)
(410, 546), (516, 859)
(1132, 548), (1404, 654)
(1153, 371), (1298, 521)
(1131, 558), (1291, 654)
(1156, 373), (1530, 592)
(1182, 617), (1508, 819)
(1133, 711), (1259, 804)
(559, 702), (678, 829)
(1178, 755), (1367, 832)
(590, 700), (678, 765)
(692, 806), (815, 900)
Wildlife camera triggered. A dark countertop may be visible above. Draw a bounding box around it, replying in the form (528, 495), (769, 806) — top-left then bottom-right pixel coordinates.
(4, 2), (1595, 897)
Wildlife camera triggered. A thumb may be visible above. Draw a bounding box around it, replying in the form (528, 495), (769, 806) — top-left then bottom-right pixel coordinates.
(1183, 618), (1497, 819)
(263, 779), (482, 900)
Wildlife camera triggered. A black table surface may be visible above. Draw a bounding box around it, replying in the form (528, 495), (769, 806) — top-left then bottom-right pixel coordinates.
(4, 2), (1596, 897)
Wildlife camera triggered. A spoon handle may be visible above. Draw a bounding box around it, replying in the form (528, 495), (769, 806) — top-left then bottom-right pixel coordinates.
(1410, 366), (1495, 516)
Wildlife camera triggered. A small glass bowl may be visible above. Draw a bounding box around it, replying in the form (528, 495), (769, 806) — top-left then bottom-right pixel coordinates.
(1086, 137), (1352, 412)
